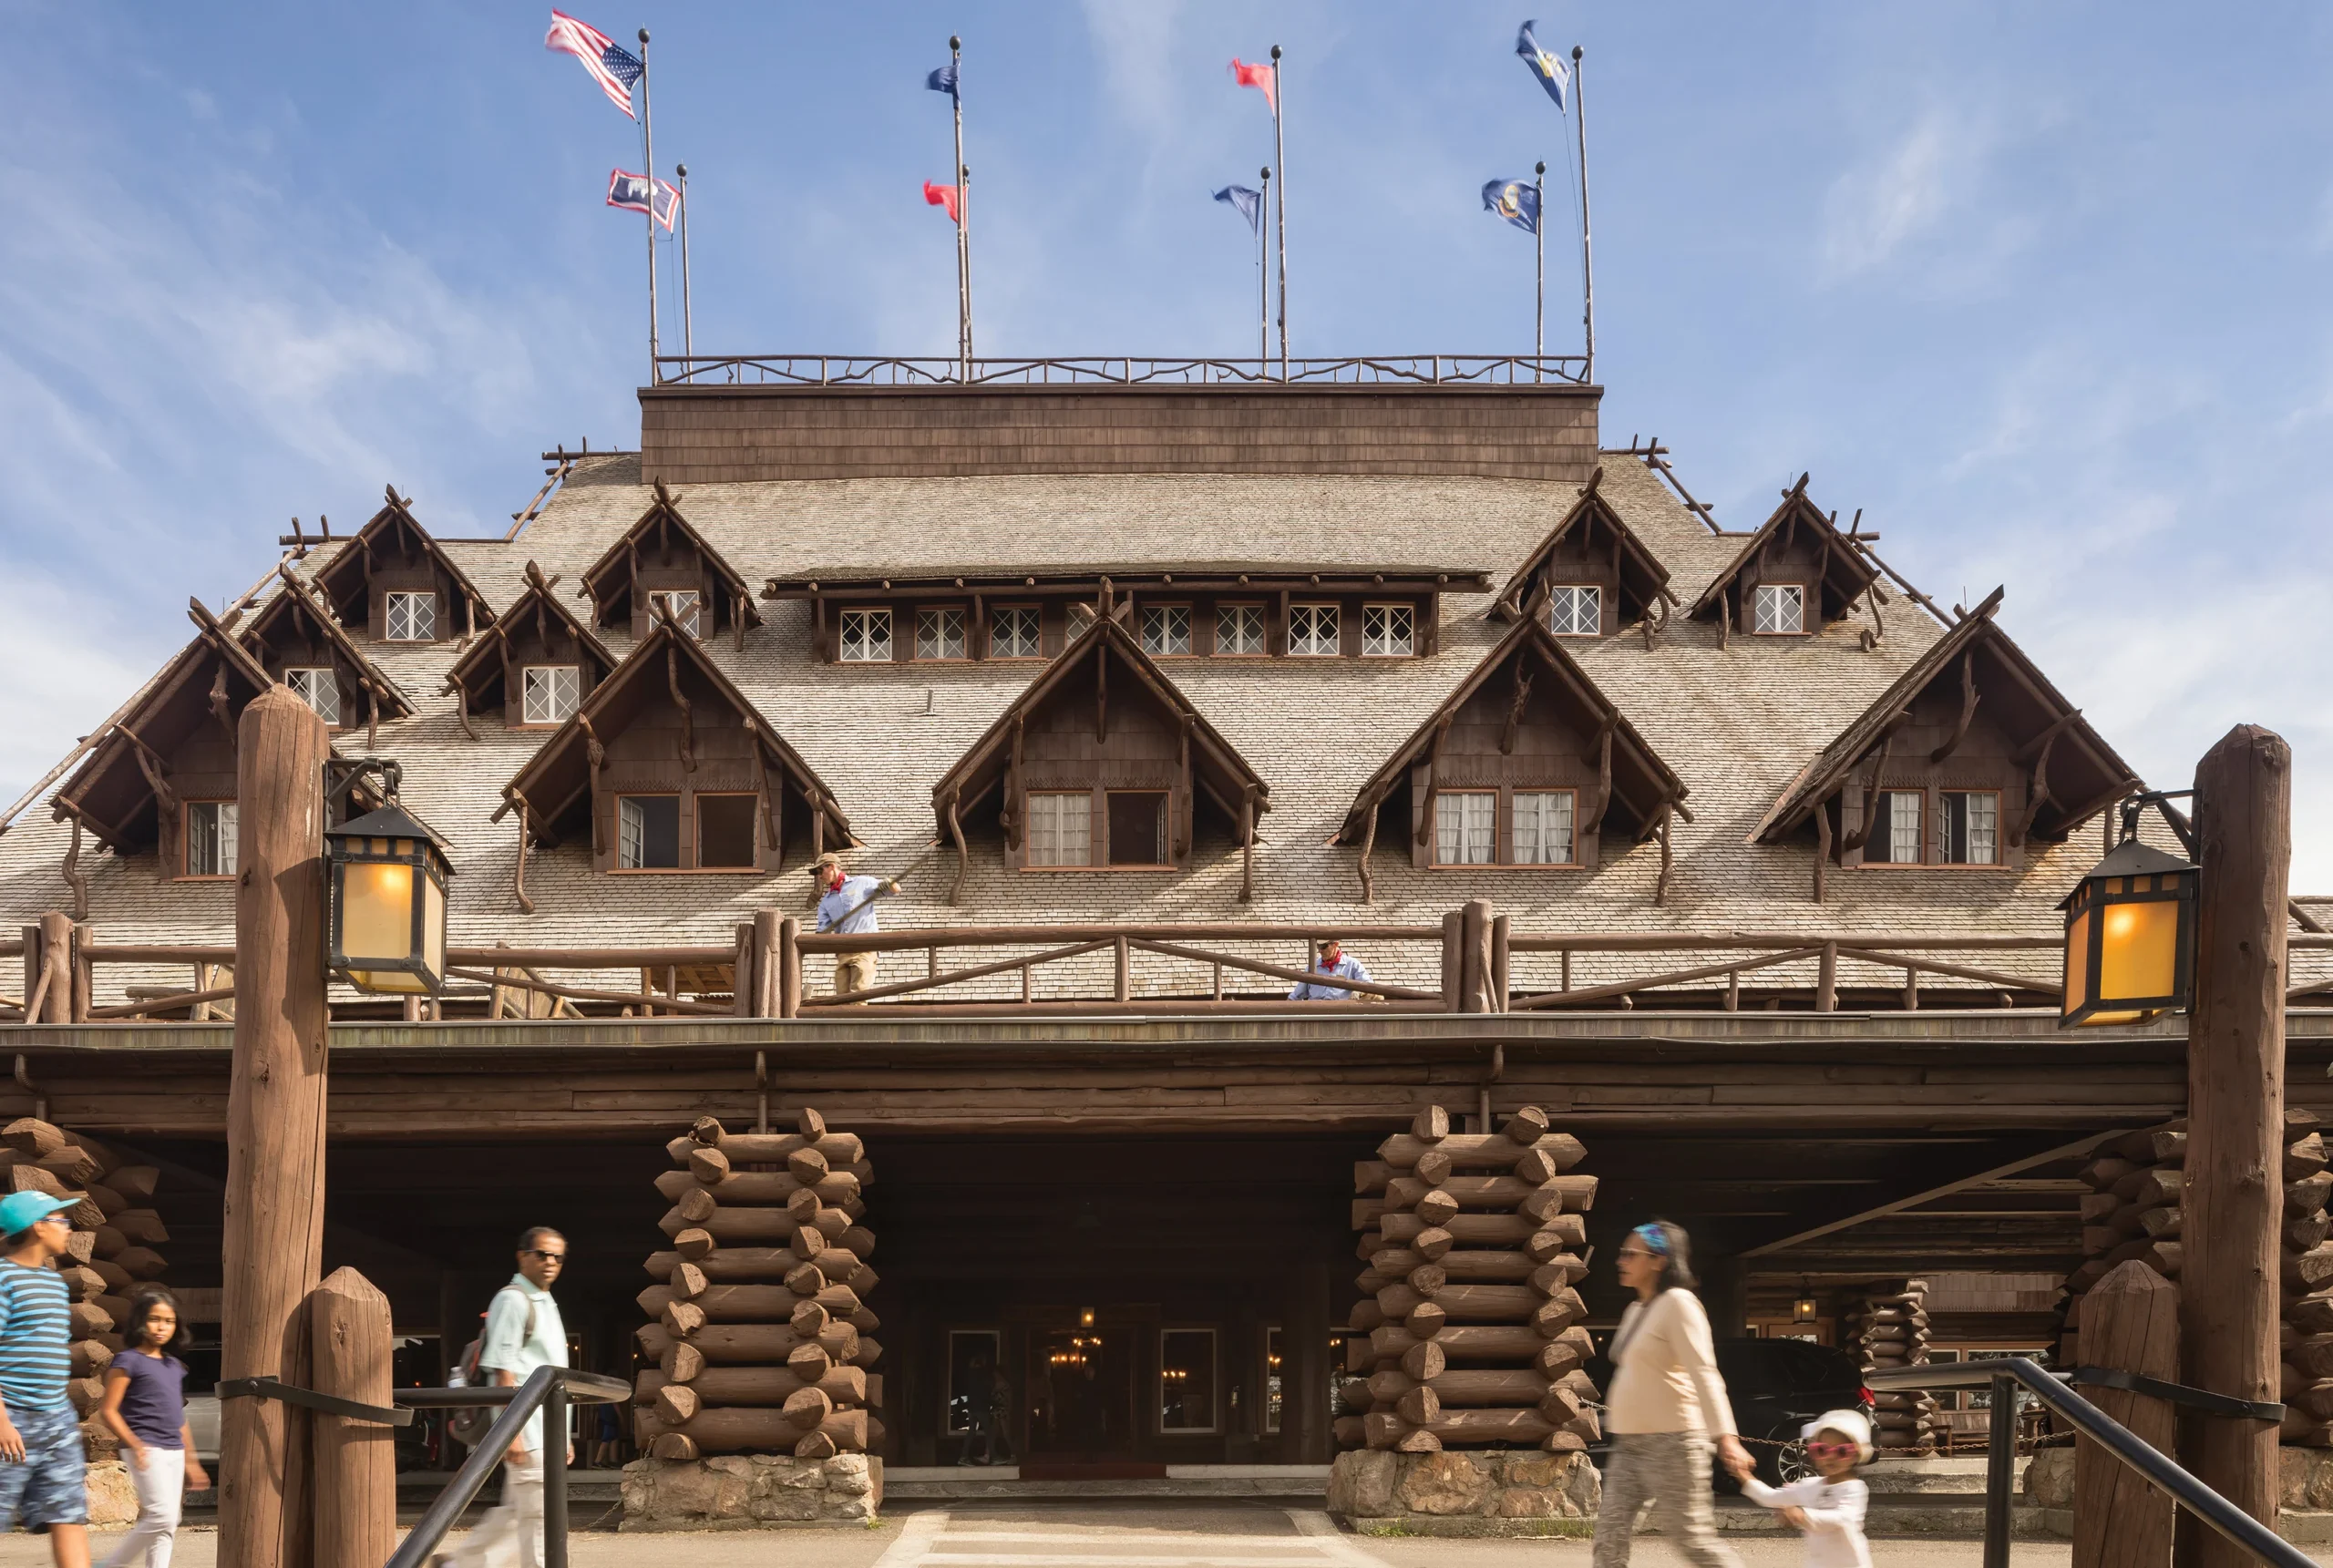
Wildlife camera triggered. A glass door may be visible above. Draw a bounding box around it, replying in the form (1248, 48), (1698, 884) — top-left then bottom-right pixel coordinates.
(1025, 1321), (1134, 1460)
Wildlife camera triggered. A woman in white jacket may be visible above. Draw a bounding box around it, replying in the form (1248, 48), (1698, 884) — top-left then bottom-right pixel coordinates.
(1592, 1221), (1752, 1567)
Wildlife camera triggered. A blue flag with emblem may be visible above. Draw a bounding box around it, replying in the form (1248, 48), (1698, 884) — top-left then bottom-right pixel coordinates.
(1516, 20), (1568, 110)
(927, 62), (959, 97)
(1213, 184), (1263, 234)
(1482, 178), (1541, 235)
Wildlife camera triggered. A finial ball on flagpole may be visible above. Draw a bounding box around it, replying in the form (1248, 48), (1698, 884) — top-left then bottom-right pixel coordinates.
(1536, 160), (1547, 176)
(951, 35), (961, 51)
(1572, 45), (1582, 61)
(1270, 44), (1282, 60)
(638, 26), (649, 43)
(676, 162), (687, 178)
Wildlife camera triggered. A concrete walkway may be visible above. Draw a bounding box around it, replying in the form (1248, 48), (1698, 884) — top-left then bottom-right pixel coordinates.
(9, 1506), (2333, 1567)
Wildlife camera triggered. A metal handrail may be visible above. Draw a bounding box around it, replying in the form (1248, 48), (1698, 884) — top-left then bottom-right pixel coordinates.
(1866, 1358), (2310, 1568)
(650, 354), (1591, 388)
(385, 1365), (630, 1568)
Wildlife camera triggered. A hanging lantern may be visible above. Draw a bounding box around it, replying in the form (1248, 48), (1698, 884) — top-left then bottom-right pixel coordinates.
(1793, 1286), (1818, 1325)
(325, 801), (454, 995)
(2059, 836), (2196, 1028)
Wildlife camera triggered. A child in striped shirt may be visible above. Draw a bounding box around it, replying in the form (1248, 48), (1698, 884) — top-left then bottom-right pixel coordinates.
(0, 1189), (88, 1564)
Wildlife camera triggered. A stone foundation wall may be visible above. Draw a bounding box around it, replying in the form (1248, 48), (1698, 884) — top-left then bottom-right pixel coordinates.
(620, 1454), (880, 1529)
(1329, 1449), (1599, 1525)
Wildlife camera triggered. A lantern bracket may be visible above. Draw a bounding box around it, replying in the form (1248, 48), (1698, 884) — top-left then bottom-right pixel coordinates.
(2118, 789), (2197, 860)
(326, 757), (404, 822)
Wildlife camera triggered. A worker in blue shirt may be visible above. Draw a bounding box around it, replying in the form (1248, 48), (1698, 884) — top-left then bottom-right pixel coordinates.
(814, 852), (899, 997)
(1290, 938), (1373, 1000)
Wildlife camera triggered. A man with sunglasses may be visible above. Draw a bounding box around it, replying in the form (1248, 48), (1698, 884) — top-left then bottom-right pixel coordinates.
(447, 1227), (570, 1568)
(0, 1192), (89, 1565)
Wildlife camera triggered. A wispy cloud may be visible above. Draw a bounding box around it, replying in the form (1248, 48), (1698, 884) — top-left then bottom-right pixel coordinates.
(1821, 109), (1958, 277)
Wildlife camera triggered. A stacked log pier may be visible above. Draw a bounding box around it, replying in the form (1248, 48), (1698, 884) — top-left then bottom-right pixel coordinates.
(0, 1119), (170, 1460)
(2272, 1112), (2333, 1446)
(633, 1111), (886, 1460)
(2061, 1126), (2186, 1390)
(1340, 1105), (1601, 1455)
(1842, 1280), (1937, 1453)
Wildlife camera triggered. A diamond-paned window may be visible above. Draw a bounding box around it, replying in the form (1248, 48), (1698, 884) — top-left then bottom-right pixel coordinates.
(1751, 583), (1805, 635)
(285, 668), (340, 727)
(651, 589), (703, 638)
(1547, 585), (1602, 637)
(1362, 603), (1414, 658)
(521, 665), (581, 725)
(1065, 602), (1098, 641)
(1288, 603), (1340, 657)
(992, 606), (1042, 658)
(1141, 605), (1193, 657)
(839, 608), (892, 662)
(385, 591), (437, 642)
(1217, 604), (1266, 655)
(917, 607), (969, 661)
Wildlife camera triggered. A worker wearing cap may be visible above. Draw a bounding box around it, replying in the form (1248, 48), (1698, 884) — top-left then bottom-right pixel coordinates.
(0, 1190), (87, 1559)
(1289, 938), (1372, 1000)
(813, 853), (899, 998)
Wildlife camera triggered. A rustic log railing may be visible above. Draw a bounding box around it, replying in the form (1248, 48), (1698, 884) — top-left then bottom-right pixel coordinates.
(7, 906), (2328, 1024)
(650, 354), (1592, 389)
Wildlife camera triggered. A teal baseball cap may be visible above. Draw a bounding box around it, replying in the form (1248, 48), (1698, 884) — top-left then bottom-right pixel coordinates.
(0, 1193), (73, 1237)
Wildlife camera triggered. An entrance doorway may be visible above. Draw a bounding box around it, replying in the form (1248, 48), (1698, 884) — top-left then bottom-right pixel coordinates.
(1025, 1318), (1135, 1460)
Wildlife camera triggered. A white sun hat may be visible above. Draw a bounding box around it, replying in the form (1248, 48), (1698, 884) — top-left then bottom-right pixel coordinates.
(1801, 1407), (1875, 1465)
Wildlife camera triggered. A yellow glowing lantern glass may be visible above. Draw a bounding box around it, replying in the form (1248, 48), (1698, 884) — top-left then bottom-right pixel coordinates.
(325, 803), (453, 995)
(2059, 837), (2195, 1028)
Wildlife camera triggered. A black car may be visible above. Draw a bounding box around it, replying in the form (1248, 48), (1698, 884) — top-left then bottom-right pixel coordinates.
(1585, 1336), (1873, 1486)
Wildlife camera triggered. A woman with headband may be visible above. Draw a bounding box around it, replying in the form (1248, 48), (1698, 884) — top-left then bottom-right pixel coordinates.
(1592, 1220), (1752, 1567)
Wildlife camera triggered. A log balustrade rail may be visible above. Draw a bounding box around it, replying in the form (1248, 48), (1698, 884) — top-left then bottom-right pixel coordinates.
(650, 354), (1593, 389)
(14, 903), (2328, 1025)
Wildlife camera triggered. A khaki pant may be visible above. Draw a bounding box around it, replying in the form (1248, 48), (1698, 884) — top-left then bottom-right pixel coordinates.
(833, 953), (877, 997)
(1593, 1430), (1742, 1567)
(447, 1449), (544, 1568)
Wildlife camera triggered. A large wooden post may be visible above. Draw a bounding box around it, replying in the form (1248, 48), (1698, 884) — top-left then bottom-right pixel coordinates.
(219, 687), (332, 1568)
(2179, 724), (2290, 1567)
(311, 1266), (396, 1563)
(2076, 1261), (2177, 1568)
(1283, 1246), (1331, 1463)
(36, 911), (71, 1023)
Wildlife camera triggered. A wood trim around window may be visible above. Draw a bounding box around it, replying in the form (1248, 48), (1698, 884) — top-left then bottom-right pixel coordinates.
(180, 798), (238, 881)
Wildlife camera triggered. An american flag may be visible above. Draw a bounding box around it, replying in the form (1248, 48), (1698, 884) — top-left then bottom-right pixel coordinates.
(545, 10), (641, 119)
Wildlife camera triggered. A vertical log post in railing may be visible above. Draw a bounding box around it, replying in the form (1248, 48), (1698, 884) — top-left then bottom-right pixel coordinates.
(18, 926), (37, 1022)
(1816, 941), (1838, 1012)
(1490, 914), (1510, 1013)
(1115, 935), (1131, 1003)
(1459, 899), (1492, 1013)
(311, 1266), (396, 1565)
(1441, 912), (1464, 1012)
(2182, 725), (2291, 1568)
(36, 912), (71, 1023)
(777, 917), (801, 1019)
(220, 687), (332, 1568)
(68, 921), (90, 1023)
(1985, 1374), (2020, 1568)
(2074, 1260), (2177, 1568)
(752, 911), (780, 1017)
(731, 922), (755, 1018)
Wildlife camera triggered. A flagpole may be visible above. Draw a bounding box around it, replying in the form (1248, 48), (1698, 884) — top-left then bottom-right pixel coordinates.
(951, 35), (971, 380)
(675, 164), (694, 362)
(1572, 45), (1594, 384)
(1270, 45), (1287, 380)
(1534, 160), (1547, 381)
(639, 28), (660, 384)
(1257, 167), (1271, 369)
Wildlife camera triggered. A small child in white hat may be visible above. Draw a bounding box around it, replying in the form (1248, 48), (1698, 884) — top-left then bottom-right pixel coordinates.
(1740, 1407), (1874, 1568)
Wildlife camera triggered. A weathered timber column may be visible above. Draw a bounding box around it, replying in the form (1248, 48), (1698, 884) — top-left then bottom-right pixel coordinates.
(1285, 1245), (1331, 1463)
(36, 911), (71, 1022)
(1459, 899), (1490, 1012)
(1440, 911), (1463, 1012)
(2179, 724), (2290, 1567)
(220, 687), (331, 1568)
(311, 1267), (396, 1563)
(752, 910), (780, 1016)
(778, 916), (801, 1018)
(2076, 1261), (2176, 1568)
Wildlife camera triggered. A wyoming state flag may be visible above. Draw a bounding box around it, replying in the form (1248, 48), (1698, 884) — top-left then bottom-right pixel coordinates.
(1482, 178), (1542, 235)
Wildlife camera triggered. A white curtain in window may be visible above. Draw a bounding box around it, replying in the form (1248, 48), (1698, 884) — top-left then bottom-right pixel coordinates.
(1434, 793), (1495, 865)
(1027, 793), (1091, 866)
(1513, 792), (1575, 865)
(1888, 793), (1922, 865)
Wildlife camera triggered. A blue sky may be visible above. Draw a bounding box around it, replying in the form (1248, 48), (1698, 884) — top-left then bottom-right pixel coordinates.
(5, 2), (2330, 883)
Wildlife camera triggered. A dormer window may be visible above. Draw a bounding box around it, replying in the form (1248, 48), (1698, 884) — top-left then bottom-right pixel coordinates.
(285, 668), (341, 727)
(1512, 790), (1578, 865)
(186, 800), (239, 878)
(1141, 605), (1193, 658)
(1289, 603), (1339, 657)
(992, 606), (1042, 659)
(1362, 604), (1414, 658)
(521, 666), (581, 726)
(385, 591), (437, 642)
(1940, 791), (1999, 866)
(617, 795), (681, 869)
(1751, 583), (1804, 635)
(916, 607), (969, 661)
(1217, 604), (1266, 656)
(1434, 792), (1497, 866)
(1546, 585), (1601, 638)
(839, 608), (892, 662)
(651, 589), (703, 639)
(1864, 790), (1923, 866)
(1025, 791), (1093, 867)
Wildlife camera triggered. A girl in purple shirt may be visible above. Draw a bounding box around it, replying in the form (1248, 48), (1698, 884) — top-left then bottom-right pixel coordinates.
(95, 1290), (206, 1568)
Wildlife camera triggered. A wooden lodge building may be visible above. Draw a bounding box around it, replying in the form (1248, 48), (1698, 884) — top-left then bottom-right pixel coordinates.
(2, 363), (2328, 1471)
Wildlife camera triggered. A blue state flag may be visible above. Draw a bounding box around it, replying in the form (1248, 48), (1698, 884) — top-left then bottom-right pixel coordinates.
(1213, 184), (1263, 234)
(927, 62), (959, 97)
(1516, 20), (1568, 110)
(1482, 178), (1542, 235)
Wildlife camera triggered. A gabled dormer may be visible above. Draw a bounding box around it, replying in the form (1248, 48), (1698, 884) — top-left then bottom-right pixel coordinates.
(581, 483), (761, 649)
(306, 487), (492, 643)
(496, 607), (848, 891)
(1491, 466), (1673, 638)
(1753, 589), (2141, 896)
(444, 562), (620, 734)
(1687, 476), (1880, 644)
(236, 568), (416, 745)
(1333, 617), (1689, 900)
(927, 613), (1271, 900)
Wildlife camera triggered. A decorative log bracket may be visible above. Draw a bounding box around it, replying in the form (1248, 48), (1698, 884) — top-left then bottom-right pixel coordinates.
(1929, 653), (1980, 764)
(62, 820), (87, 923)
(1239, 784), (1259, 903)
(943, 789), (968, 907)
(1578, 720), (1616, 836)
(664, 641), (695, 773)
(1813, 799), (1832, 904)
(1499, 668), (1534, 757)
(578, 714), (606, 857)
(510, 791), (537, 916)
(1836, 711), (1909, 856)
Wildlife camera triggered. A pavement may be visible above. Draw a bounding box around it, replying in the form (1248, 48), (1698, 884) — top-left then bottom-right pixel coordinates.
(12, 1503), (2333, 1568)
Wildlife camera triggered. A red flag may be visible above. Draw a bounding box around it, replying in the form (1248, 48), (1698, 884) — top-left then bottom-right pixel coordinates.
(923, 181), (961, 223)
(1229, 57), (1277, 116)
